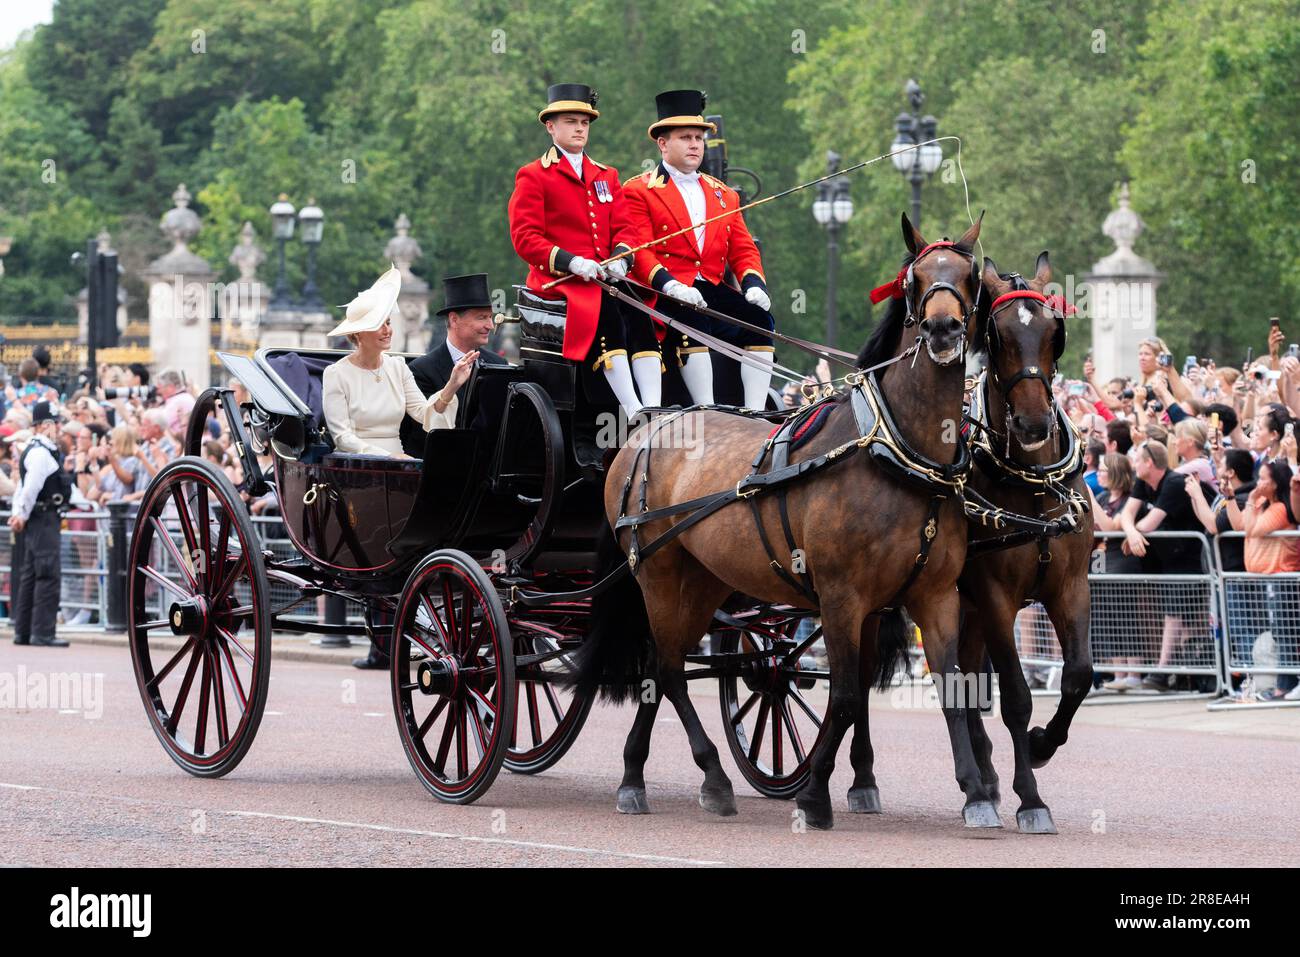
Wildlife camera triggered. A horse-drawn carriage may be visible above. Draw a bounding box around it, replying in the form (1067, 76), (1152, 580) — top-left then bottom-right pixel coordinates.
(126, 289), (829, 804)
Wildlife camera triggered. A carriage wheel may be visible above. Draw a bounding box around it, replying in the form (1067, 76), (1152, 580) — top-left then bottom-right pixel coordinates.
(716, 614), (831, 799)
(504, 620), (594, 775)
(128, 456), (272, 778)
(392, 550), (515, 804)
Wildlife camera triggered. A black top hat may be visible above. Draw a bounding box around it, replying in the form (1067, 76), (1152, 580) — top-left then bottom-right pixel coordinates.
(539, 83), (600, 123)
(31, 401), (59, 425)
(648, 89), (717, 140)
(437, 273), (492, 317)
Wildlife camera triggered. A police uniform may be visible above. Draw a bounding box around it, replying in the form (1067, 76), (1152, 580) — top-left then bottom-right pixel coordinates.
(11, 404), (69, 647)
(622, 89), (776, 409)
(508, 83), (662, 416)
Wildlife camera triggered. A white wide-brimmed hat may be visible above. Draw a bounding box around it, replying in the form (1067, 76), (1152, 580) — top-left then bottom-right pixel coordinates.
(328, 265), (402, 338)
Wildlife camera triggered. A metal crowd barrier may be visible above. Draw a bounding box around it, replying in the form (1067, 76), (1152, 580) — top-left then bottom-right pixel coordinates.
(1213, 530), (1300, 686)
(1015, 531), (1223, 697)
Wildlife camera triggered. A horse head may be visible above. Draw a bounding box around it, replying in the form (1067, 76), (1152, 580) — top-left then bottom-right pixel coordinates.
(900, 211), (984, 366)
(979, 252), (1063, 451)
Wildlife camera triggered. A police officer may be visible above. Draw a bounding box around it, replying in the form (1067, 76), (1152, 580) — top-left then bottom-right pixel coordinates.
(623, 89), (775, 409)
(508, 83), (662, 419)
(9, 401), (70, 647)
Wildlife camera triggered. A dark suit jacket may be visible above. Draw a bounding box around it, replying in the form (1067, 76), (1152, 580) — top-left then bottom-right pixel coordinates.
(400, 343), (509, 454)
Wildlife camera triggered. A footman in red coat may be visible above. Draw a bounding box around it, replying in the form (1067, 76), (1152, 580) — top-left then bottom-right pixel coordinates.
(508, 83), (662, 417)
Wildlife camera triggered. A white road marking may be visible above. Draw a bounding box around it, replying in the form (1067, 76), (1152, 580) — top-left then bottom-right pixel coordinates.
(0, 781), (724, 866)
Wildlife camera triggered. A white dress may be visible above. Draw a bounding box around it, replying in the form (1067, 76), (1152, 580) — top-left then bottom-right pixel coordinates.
(322, 353), (458, 456)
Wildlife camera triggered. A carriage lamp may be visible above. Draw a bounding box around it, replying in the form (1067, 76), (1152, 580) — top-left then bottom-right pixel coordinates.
(269, 194), (296, 308)
(891, 79), (944, 228)
(813, 151), (853, 350)
(298, 200), (324, 307)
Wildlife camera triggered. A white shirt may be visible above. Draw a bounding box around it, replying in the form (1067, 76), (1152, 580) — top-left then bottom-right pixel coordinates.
(322, 354), (457, 457)
(663, 160), (706, 261)
(446, 340), (466, 364)
(559, 145), (584, 179)
(14, 434), (58, 521)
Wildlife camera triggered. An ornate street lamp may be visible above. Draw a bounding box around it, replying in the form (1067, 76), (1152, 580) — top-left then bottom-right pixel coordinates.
(298, 199), (324, 307)
(269, 193), (296, 308)
(812, 150), (854, 349)
(890, 79), (943, 228)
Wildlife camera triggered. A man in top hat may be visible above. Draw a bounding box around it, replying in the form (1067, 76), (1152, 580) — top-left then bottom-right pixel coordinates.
(8, 401), (71, 647)
(508, 83), (662, 419)
(623, 89), (775, 409)
(409, 273), (509, 399)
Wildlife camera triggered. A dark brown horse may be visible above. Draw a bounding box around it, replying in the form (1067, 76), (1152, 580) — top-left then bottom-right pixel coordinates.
(576, 214), (1003, 830)
(844, 254), (1093, 833)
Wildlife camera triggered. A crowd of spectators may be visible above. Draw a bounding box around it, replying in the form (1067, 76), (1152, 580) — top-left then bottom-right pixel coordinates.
(1071, 330), (1300, 698)
(0, 350), (278, 626)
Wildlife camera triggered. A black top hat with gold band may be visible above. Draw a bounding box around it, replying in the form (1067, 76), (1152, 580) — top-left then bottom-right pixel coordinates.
(539, 84), (600, 123)
(437, 273), (492, 317)
(648, 89), (717, 140)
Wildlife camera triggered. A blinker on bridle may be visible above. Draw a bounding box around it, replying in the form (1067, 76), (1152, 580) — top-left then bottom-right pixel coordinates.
(900, 240), (981, 329)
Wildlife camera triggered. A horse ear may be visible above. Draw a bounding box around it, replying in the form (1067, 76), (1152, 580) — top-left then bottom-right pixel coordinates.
(900, 212), (926, 256)
(955, 210), (984, 251)
(981, 256), (1008, 295)
(1034, 250), (1052, 287)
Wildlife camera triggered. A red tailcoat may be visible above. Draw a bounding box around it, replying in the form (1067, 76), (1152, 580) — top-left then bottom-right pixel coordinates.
(508, 146), (637, 361)
(622, 163), (767, 296)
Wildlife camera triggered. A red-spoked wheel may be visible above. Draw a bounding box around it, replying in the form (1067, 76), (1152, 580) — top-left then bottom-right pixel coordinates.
(391, 550), (515, 804)
(716, 612), (831, 799)
(504, 616), (593, 775)
(127, 456), (272, 778)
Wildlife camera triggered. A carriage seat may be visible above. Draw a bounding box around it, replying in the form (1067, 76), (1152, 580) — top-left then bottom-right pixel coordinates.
(515, 285), (566, 360)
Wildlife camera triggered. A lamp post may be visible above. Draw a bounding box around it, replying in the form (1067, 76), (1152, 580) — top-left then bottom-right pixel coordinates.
(269, 193), (296, 308)
(890, 79), (943, 228)
(298, 199), (324, 307)
(812, 150), (854, 349)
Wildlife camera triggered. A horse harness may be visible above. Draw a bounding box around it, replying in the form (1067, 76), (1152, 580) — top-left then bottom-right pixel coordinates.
(964, 285), (1089, 603)
(613, 369), (972, 615)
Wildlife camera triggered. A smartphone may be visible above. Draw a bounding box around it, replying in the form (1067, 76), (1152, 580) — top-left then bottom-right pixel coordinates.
(1270, 317), (1281, 331)
(1158, 352), (1173, 368)
(1068, 382), (1087, 396)
(1289, 344), (1299, 360)
(1209, 412), (1220, 432)
(1246, 346), (1254, 365)
(1184, 354), (1197, 374)
(1287, 422), (1296, 439)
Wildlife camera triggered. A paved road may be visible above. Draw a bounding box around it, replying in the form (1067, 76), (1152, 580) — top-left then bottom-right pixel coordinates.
(1, 640), (1295, 867)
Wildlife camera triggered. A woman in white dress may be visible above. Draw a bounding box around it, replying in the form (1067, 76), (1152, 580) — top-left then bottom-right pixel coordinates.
(322, 265), (477, 457)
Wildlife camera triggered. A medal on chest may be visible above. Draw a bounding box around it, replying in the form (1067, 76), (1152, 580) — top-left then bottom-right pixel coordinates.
(715, 188), (725, 208)
(595, 180), (612, 203)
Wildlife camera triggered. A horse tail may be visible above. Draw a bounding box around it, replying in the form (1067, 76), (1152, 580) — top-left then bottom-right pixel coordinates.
(567, 521), (657, 705)
(871, 608), (912, 691)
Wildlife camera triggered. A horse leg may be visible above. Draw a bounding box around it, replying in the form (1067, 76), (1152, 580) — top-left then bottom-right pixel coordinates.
(795, 605), (861, 830)
(847, 615), (882, 814)
(980, 598), (1056, 834)
(615, 682), (662, 814)
(912, 589), (1001, 828)
(658, 668), (737, 816)
(1029, 578), (1093, 768)
(958, 609), (1000, 809)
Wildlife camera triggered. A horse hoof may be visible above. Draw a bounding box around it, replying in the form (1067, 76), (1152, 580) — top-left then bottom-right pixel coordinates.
(847, 786), (882, 814)
(1028, 726), (1056, 769)
(699, 785), (737, 817)
(796, 797), (834, 830)
(1016, 806), (1058, 834)
(616, 786), (651, 815)
(962, 801), (1003, 829)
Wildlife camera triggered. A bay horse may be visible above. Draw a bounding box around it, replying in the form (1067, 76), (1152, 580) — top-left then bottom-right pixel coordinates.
(843, 254), (1093, 833)
(576, 214), (1004, 830)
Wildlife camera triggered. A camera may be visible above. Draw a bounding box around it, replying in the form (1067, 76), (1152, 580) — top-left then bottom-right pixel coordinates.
(103, 385), (157, 401)
(1120, 388), (1135, 400)
(1147, 401), (1164, 413)
(1289, 344), (1299, 360)
(1158, 352), (1173, 368)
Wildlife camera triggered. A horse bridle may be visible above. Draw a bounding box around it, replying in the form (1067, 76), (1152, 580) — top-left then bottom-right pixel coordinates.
(901, 240), (982, 329)
(985, 280), (1065, 400)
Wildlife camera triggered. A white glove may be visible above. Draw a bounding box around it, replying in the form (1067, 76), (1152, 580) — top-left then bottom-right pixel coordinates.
(569, 256), (605, 281)
(605, 256), (629, 280)
(664, 280), (706, 309)
(745, 286), (771, 312)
